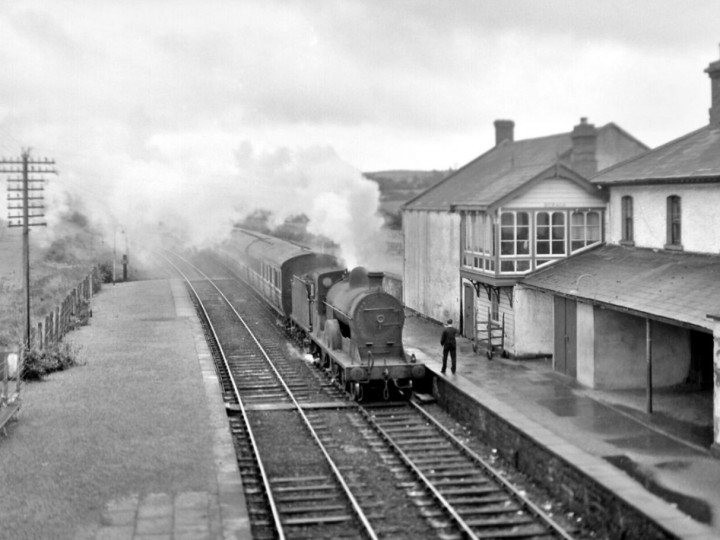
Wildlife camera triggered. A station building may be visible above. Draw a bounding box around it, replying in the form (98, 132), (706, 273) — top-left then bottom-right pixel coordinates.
(520, 53), (720, 451)
(402, 118), (647, 355)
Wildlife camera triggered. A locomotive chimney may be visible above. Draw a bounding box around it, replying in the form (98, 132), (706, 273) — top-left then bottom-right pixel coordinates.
(367, 271), (385, 289)
(349, 266), (370, 288)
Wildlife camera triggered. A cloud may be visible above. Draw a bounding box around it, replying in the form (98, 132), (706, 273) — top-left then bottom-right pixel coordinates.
(0, 0), (719, 266)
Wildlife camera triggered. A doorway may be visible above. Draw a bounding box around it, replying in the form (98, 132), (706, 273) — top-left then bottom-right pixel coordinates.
(463, 284), (475, 339)
(554, 296), (577, 377)
(689, 330), (713, 390)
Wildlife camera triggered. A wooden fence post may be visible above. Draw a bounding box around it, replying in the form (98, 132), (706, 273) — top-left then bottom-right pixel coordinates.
(37, 321), (43, 351)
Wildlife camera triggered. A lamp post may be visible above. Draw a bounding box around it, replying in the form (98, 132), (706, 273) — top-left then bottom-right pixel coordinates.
(112, 226), (124, 285)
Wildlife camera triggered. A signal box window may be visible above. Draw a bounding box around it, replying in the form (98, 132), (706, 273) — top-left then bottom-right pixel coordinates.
(570, 210), (601, 252)
(536, 211), (566, 255)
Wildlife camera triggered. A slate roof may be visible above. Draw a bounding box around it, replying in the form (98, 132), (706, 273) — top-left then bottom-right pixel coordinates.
(592, 125), (720, 185)
(521, 244), (720, 331)
(404, 123), (644, 211)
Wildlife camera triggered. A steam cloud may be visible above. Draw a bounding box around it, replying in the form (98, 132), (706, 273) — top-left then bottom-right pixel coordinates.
(232, 143), (385, 269)
(42, 141), (388, 272)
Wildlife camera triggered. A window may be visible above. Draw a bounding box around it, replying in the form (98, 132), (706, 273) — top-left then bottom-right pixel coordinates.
(666, 195), (681, 247)
(570, 211), (601, 252)
(621, 196), (634, 243)
(500, 212), (530, 255)
(462, 213), (495, 272)
(536, 212), (566, 255)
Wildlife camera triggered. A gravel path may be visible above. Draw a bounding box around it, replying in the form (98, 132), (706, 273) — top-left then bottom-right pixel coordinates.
(0, 280), (222, 540)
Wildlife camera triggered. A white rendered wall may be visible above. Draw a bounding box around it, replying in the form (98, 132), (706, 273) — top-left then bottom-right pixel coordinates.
(575, 302), (595, 387)
(593, 309), (690, 389)
(607, 184), (720, 253)
(513, 286), (554, 357)
(402, 210), (461, 324)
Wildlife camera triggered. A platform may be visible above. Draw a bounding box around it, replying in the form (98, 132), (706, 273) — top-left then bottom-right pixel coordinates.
(403, 312), (719, 539)
(0, 279), (249, 540)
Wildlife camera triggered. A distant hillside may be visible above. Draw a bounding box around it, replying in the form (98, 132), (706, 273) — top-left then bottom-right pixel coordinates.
(364, 169), (453, 229)
(364, 169), (451, 198)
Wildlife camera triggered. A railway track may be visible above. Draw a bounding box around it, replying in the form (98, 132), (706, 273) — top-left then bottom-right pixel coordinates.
(162, 251), (582, 539)
(361, 403), (575, 539)
(162, 252), (380, 540)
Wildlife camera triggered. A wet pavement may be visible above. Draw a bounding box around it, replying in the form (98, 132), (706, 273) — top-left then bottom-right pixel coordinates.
(402, 312), (719, 539)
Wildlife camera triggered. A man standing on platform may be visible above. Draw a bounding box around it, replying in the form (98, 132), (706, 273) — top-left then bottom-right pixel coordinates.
(440, 319), (458, 374)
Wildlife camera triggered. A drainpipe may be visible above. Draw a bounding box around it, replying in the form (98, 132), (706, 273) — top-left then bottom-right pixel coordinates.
(646, 318), (653, 414)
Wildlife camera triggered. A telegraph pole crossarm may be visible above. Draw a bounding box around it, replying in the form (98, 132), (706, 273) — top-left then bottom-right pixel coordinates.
(2, 148), (58, 357)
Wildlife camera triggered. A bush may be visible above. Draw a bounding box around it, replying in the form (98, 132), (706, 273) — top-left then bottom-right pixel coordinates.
(21, 342), (84, 381)
(97, 262), (113, 284)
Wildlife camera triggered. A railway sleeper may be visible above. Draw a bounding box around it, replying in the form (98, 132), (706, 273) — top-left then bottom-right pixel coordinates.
(442, 485), (503, 496)
(470, 523), (550, 538)
(411, 454), (468, 465)
(401, 448), (458, 458)
(457, 502), (523, 515)
(279, 504), (347, 514)
(273, 484), (337, 493)
(422, 463), (478, 473)
(275, 493), (339, 503)
(283, 515), (353, 526)
(431, 475), (491, 486)
(396, 442), (456, 452)
(464, 513), (536, 527)
(445, 493), (512, 506)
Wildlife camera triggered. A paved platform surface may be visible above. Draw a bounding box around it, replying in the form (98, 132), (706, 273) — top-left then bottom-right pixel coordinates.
(403, 313), (720, 540)
(0, 279), (249, 540)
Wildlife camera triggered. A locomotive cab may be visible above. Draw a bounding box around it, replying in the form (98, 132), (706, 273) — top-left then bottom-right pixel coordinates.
(291, 267), (346, 335)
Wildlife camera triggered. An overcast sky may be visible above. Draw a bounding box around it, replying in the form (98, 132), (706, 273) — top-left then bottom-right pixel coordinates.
(1, 1), (719, 256)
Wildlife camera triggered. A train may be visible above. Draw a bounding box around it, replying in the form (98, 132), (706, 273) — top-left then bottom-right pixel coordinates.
(219, 227), (427, 400)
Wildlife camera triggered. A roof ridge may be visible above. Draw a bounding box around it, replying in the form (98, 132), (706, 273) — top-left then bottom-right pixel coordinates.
(591, 125), (709, 182)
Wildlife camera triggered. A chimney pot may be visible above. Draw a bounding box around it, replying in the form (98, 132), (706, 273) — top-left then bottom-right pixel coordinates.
(705, 48), (720, 126)
(494, 119), (514, 146)
(571, 117), (598, 178)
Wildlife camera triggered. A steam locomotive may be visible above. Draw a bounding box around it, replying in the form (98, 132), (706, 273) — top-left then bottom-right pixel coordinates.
(220, 227), (426, 400)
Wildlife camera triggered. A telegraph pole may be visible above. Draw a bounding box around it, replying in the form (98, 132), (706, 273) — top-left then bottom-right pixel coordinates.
(2, 149), (57, 353)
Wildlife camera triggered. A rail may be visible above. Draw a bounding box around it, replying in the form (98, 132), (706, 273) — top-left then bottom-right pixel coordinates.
(161, 251), (380, 540)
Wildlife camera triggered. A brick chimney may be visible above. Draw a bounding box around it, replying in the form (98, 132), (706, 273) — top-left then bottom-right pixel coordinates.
(570, 117), (598, 178)
(494, 119), (514, 146)
(705, 51), (720, 126)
